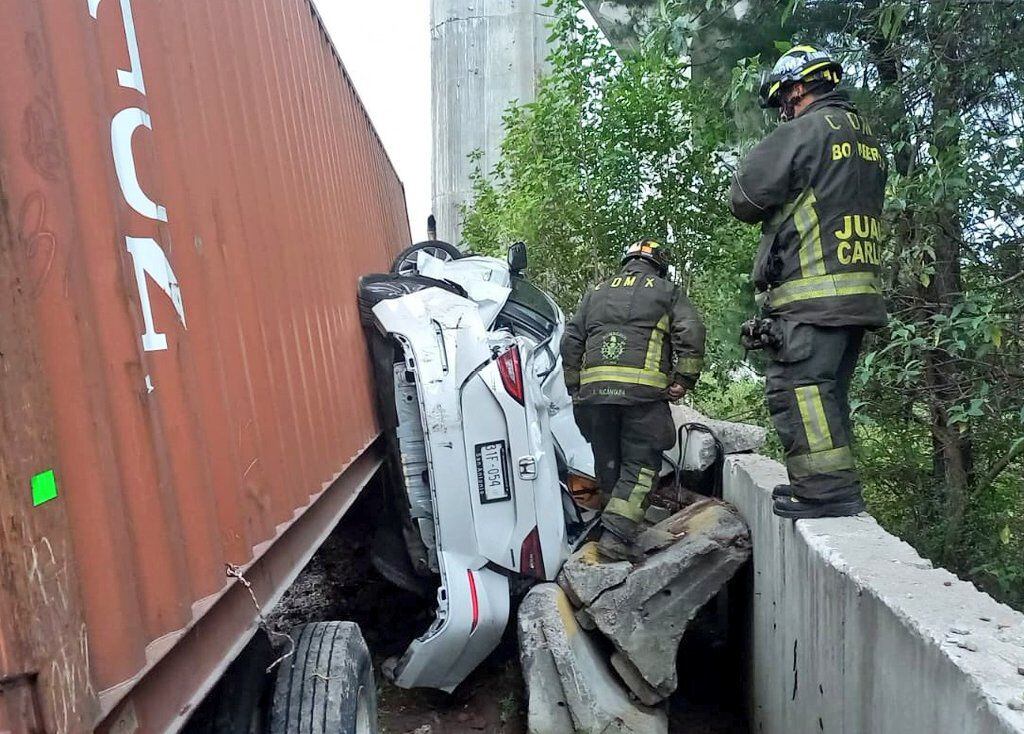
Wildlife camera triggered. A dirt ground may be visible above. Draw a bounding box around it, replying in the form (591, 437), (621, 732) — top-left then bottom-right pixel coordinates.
(268, 488), (748, 734)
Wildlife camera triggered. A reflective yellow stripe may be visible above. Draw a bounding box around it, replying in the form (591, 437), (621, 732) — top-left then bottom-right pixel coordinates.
(794, 189), (826, 277)
(799, 60), (833, 79)
(644, 315), (669, 372)
(795, 385), (833, 453)
(605, 497), (645, 523)
(768, 192), (803, 230)
(787, 446), (855, 478)
(581, 366), (670, 389)
(606, 467), (655, 522)
(674, 357), (705, 375)
(627, 467), (655, 507)
(769, 271), (880, 307)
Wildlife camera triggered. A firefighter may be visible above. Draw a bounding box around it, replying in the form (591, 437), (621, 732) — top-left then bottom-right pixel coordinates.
(561, 239), (706, 560)
(730, 45), (888, 519)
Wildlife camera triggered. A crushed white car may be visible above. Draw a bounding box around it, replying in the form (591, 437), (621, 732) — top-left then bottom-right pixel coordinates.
(358, 241), (598, 692)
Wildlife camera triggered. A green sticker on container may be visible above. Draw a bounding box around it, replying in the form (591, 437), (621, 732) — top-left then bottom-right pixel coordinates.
(31, 469), (58, 507)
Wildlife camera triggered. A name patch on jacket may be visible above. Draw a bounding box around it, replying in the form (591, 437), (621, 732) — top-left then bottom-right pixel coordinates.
(835, 215), (882, 265)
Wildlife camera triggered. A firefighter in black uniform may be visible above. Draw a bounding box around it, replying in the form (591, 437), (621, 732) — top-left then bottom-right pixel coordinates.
(561, 239), (706, 559)
(730, 46), (888, 519)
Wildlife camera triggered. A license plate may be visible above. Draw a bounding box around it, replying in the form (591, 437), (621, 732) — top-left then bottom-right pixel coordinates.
(475, 441), (511, 504)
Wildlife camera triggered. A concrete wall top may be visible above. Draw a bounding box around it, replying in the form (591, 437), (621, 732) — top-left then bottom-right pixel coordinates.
(725, 454), (1024, 734)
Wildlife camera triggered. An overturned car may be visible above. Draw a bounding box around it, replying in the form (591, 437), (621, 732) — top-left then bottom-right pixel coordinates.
(358, 241), (599, 692)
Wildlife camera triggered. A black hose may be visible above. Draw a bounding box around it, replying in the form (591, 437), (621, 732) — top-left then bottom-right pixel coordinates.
(673, 422), (725, 499)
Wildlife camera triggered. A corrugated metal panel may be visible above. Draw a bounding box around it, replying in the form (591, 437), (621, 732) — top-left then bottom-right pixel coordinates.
(0, 0), (409, 730)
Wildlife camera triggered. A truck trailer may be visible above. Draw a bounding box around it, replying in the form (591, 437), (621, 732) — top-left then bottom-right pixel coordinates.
(0, 0), (408, 731)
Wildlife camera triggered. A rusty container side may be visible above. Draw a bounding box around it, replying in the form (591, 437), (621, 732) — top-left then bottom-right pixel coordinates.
(0, 0), (410, 731)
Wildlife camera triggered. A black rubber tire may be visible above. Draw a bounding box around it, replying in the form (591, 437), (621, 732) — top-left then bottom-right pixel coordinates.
(357, 273), (466, 328)
(389, 239), (461, 274)
(370, 522), (437, 598)
(183, 630), (273, 734)
(268, 622), (378, 734)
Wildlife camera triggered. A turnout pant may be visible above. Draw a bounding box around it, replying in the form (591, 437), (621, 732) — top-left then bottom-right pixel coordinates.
(573, 401), (675, 531)
(765, 322), (865, 502)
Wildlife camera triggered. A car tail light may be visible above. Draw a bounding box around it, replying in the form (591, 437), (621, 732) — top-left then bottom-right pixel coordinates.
(467, 570), (479, 633)
(496, 345), (525, 405)
(519, 526), (545, 580)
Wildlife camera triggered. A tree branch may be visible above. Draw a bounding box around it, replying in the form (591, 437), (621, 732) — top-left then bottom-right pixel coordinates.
(976, 436), (1024, 494)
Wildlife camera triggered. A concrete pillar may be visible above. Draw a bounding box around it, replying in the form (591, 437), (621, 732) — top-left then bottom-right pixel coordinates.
(430, 0), (554, 246)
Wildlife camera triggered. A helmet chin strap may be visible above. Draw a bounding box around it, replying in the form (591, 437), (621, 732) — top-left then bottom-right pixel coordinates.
(780, 89), (805, 122)
(779, 78), (834, 121)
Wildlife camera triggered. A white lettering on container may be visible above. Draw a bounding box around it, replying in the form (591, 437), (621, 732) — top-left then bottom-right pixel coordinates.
(125, 237), (186, 352)
(89, 0), (186, 355)
(111, 108), (167, 222)
(89, 0), (148, 94)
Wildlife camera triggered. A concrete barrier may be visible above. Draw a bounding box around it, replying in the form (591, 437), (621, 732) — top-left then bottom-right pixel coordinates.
(724, 454), (1024, 734)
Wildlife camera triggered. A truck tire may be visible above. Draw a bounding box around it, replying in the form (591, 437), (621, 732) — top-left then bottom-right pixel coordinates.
(390, 240), (461, 275)
(184, 630), (273, 734)
(268, 622), (378, 734)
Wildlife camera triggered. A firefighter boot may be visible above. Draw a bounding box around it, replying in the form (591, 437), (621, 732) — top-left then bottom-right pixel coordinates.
(772, 484), (795, 500)
(772, 492), (866, 519)
(597, 514), (643, 563)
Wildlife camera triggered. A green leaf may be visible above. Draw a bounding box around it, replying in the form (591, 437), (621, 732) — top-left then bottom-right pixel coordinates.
(781, 0), (803, 25)
(879, 3), (910, 41)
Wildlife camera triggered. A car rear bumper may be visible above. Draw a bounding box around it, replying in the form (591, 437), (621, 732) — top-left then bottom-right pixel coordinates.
(391, 554), (509, 691)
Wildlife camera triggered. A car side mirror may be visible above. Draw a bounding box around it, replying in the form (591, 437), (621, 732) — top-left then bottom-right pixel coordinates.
(508, 241), (528, 275)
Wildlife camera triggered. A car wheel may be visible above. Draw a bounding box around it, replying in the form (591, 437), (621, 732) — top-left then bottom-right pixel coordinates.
(268, 622), (378, 734)
(183, 630), (273, 734)
(371, 522), (436, 597)
(390, 240), (461, 275)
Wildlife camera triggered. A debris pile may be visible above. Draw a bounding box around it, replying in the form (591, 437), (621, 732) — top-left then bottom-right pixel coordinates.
(518, 498), (752, 733)
(669, 404), (768, 472)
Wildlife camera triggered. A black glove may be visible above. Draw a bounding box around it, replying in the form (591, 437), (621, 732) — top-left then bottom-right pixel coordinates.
(740, 317), (782, 351)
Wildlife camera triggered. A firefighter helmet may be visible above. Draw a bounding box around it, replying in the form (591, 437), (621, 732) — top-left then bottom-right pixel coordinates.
(758, 45), (842, 110)
(621, 238), (670, 275)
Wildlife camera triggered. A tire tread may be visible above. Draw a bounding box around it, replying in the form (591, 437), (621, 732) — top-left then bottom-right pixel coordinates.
(269, 622), (376, 734)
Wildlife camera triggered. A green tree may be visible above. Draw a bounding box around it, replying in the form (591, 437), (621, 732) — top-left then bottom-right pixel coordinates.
(462, 0), (1024, 607)
(462, 0), (757, 370)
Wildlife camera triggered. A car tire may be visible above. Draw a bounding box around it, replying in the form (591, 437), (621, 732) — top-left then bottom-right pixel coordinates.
(184, 630), (273, 734)
(371, 522), (436, 598)
(390, 240), (461, 275)
(268, 622), (378, 734)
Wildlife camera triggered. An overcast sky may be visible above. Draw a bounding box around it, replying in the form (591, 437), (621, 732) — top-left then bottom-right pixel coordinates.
(314, 1), (432, 241)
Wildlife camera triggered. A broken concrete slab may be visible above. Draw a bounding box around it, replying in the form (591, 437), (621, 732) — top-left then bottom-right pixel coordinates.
(518, 583), (668, 734)
(644, 504), (672, 524)
(668, 404), (768, 472)
(564, 500), (751, 700)
(610, 652), (663, 707)
(575, 607), (597, 631)
(672, 404), (768, 454)
(518, 594), (575, 734)
(557, 542), (632, 607)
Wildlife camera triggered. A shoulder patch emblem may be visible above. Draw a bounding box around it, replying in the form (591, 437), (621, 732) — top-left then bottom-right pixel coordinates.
(601, 332), (627, 362)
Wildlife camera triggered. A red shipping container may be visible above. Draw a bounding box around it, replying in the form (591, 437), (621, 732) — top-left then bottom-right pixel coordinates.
(0, 0), (408, 731)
